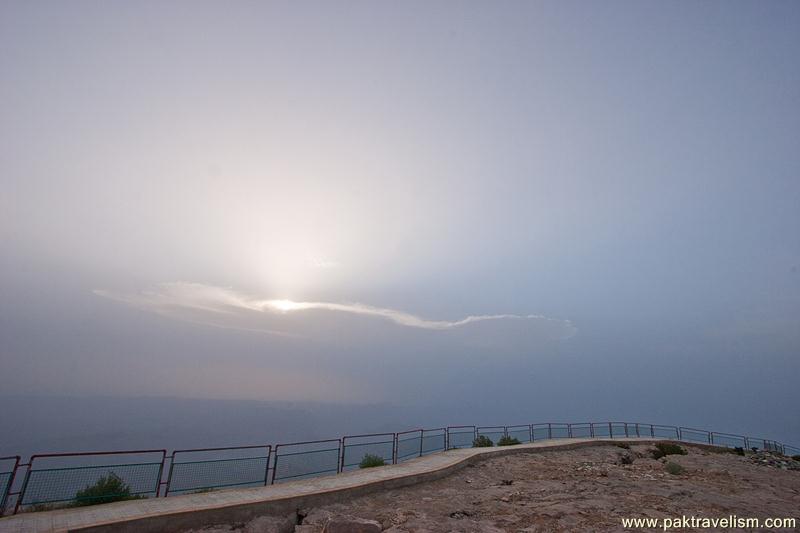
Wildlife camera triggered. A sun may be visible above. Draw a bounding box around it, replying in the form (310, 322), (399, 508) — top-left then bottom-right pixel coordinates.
(266, 299), (305, 312)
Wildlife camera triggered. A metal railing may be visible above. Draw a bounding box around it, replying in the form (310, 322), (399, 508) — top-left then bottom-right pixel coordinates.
(272, 439), (341, 484)
(13, 450), (165, 514)
(0, 421), (796, 516)
(164, 445), (271, 496)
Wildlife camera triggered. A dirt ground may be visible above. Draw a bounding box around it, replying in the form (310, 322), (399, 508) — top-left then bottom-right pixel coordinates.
(188, 443), (800, 532)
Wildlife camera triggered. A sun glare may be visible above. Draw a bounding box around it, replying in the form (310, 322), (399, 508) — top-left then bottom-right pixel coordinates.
(267, 299), (305, 312)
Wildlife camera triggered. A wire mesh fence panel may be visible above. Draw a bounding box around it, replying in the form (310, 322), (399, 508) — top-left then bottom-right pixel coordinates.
(446, 426), (476, 449)
(476, 427), (505, 446)
(531, 424), (550, 441)
(272, 440), (341, 483)
(166, 446), (270, 495)
(505, 425), (531, 443)
(341, 434), (394, 472)
(569, 423), (592, 438)
(610, 423), (628, 438)
(591, 423), (611, 438)
(631, 424), (647, 438)
(0, 456), (19, 516)
(784, 445), (800, 457)
(549, 423), (570, 439)
(395, 431), (422, 463)
(18, 451), (164, 511)
(652, 425), (679, 439)
(421, 429), (446, 455)
(710, 433), (746, 449)
(680, 427), (710, 444)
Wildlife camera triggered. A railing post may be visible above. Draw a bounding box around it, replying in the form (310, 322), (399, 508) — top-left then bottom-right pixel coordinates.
(529, 424), (533, 443)
(548, 423), (552, 440)
(163, 453), (175, 496)
(0, 457), (20, 517)
(262, 446), (271, 487)
(624, 423), (629, 438)
(270, 449), (279, 484)
(14, 463), (33, 515)
(608, 422), (613, 438)
(568, 424), (573, 438)
(339, 439), (346, 473)
(155, 451), (166, 497)
(418, 431), (423, 459)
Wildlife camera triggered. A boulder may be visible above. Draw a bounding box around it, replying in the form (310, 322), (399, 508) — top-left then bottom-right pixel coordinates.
(244, 514), (297, 533)
(321, 517), (382, 533)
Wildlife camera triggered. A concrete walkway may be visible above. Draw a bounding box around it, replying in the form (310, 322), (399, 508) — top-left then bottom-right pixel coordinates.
(0, 438), (660, 533)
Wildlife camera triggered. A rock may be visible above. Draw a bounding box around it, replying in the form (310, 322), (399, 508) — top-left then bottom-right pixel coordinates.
(617, 452), (634, 465)
(321, 517), (381, 533)
(500, 479), (514, 485)
(294, 527), (320, 533)
(244, 515), (297, 533)
(449, 510), (472, 519)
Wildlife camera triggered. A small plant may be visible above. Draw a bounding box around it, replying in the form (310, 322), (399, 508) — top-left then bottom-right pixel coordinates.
(358, 453), (386, 468)
(497, 436), (521, 446)
(651, 442), (687, 459)
(615, 442), (631, 450)
(73, 472), (140, 507)
(665, 462), (684, 475)
(733, 447), (745, 456)
(472, 435), (493, 447)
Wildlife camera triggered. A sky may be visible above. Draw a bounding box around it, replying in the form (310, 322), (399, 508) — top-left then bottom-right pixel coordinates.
(1, 1), (799, 448)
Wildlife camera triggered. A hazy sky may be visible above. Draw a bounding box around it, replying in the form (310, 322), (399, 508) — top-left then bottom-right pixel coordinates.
(1, 2), (799, 444)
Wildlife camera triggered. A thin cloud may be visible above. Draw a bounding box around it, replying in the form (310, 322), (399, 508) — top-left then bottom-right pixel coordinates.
(94, 282), (577, 338)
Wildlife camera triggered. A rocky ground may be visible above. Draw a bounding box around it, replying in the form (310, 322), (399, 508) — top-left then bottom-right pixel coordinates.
(186, 443), (800, 532)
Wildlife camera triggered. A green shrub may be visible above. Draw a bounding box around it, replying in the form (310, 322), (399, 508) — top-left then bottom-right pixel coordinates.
(73, 472), (141, 507)
(651, 442), (687, 459)
(665, 462), (684, 475)
(497, 436), (521, 446)
(733, 447), (745, 456)
(472, 435), (493, 447)
(358, 453), (385, 468)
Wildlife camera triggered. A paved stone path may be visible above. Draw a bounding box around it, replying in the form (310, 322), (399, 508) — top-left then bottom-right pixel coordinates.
(0, 438), (657, 533)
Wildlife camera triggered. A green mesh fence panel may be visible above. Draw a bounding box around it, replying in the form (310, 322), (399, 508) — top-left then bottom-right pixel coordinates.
(396, 431), (422, 462)
(272, 440), (341, 483)
(531, 424), (549, 441)
(680, 427), (710, 444)
(21, 462), (161, 507)
(341, 435), (394, 471)
(506, 425), (531, 443)
(476, 427), (505, 446)
(421, 429), (446, 455)
(569, 424), (592, 438)
(167, 447), (269, 495)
